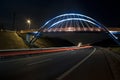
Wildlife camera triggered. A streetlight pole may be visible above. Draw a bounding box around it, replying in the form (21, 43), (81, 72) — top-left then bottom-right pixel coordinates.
(27, 19), (31, 30)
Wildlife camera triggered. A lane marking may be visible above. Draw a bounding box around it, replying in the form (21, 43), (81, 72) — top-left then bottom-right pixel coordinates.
(56, 47), (96, 80)
(27, 59), (52, 66)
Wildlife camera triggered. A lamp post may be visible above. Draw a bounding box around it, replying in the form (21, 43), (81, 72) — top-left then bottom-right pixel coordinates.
(27, 19), (31, 30)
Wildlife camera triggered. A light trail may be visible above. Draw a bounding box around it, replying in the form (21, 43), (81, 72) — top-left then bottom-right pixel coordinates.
(0, 46), (92, 57)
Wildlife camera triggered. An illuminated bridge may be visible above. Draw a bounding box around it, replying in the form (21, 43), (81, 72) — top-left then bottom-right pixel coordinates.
(29, 13), (120, 45)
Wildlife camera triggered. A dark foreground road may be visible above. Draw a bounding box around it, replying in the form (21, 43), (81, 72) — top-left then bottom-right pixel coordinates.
(0, 46), (120, 80)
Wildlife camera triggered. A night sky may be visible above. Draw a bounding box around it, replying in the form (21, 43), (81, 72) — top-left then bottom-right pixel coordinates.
(0, 0), (120, 30)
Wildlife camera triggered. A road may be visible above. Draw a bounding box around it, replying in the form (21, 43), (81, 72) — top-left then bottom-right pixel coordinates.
(0, 46), (119, 80)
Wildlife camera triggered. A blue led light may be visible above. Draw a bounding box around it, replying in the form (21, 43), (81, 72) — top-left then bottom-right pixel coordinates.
(42, 13), (100, 28)
(48, 18), (100, 29)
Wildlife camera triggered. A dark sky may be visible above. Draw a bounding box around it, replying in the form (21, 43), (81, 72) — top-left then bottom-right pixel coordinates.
(0, 0), (120, 29)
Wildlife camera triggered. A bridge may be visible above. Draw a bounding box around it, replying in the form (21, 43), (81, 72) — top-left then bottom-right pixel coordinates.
(28, 13), (120, 45)
(1, 14), (120, 80)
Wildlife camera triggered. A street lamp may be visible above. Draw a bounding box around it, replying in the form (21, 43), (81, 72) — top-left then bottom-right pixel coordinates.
(27, 19), (31, 29)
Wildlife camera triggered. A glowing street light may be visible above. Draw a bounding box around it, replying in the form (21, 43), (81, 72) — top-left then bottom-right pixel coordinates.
(27, 19), (31, 29)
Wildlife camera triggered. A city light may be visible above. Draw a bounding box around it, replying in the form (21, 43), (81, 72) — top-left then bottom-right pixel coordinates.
(27, 19), (31, 29)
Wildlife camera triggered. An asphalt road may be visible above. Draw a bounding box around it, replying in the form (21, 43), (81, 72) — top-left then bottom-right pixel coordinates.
(0, 47), (117, 80)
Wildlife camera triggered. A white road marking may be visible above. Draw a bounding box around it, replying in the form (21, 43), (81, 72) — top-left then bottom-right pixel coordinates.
(27, 59), (52, 66)
(56, 47), (96, 80)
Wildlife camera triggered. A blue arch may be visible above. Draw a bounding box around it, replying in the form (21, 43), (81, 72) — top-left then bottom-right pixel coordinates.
(42, 13), (102, 29)
(48, 18), (101, 29)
